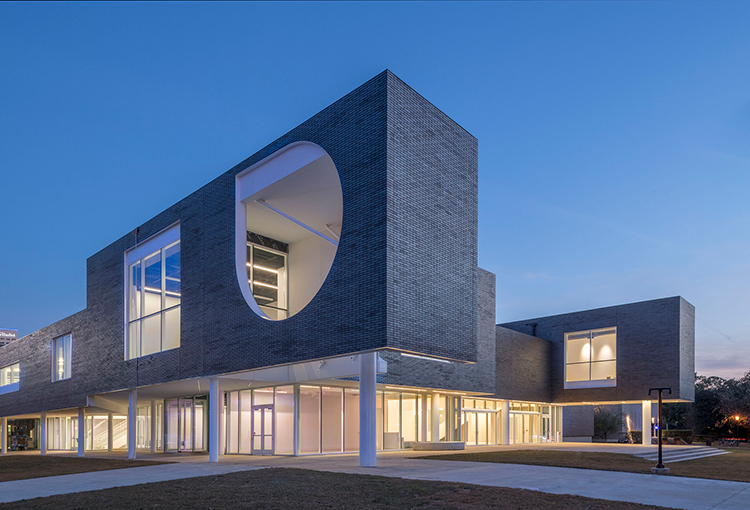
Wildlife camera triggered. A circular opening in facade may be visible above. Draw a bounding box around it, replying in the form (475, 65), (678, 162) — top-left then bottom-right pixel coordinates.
(236, 142), (343, 320)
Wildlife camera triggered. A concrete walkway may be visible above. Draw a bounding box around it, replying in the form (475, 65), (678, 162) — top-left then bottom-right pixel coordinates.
(1, 449), (748, 509)
(0, 462), (263, 503)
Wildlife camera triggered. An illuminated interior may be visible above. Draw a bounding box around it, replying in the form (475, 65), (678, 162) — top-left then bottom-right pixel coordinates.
(236, 142), (343, 321)
(125, 225), (181, 360)
(565, 327), (616, 388)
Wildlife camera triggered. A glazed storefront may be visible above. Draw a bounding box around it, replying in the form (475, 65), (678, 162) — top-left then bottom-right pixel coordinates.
(222, 384), (563, 455)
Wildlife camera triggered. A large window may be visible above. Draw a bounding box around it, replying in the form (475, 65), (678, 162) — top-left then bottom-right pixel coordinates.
(236, 142), (343, 322)
(126, 226), (181, 359)
(0, 362), (19, 387)
(53, 334), (72, 381)
(565, 327), (616, 388)
(246, 233), (288, 320)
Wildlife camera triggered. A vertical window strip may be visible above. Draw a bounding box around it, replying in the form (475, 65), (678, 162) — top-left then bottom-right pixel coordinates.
(126, 240), (180, 359)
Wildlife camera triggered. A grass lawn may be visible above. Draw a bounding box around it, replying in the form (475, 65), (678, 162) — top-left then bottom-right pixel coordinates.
(417, 448), (750, 483)
(0, 456), (170, 482)
(0, 467), (675, 510)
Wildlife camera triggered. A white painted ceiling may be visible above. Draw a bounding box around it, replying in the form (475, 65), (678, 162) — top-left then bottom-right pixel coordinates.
(244, 154), (343, 244)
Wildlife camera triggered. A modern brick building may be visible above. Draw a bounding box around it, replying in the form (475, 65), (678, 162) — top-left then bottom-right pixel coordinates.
(0, 330), (16, 349)
(0, 71), (694, 464)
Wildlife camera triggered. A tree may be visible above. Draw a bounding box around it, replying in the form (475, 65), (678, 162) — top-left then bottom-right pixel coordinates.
(687, 371), (750, 439)
(693, 374), (725, 436)
(718, 371), (750, 439)
(594, 406), (622, 440)
(662, 402), (692, 430)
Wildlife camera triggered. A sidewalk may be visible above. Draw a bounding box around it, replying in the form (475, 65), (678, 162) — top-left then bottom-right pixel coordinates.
(1, 450), (748, 509)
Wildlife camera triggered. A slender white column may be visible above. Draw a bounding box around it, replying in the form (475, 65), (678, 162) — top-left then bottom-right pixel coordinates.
(77, 408), (85, 457)
(293, 385), (300, 456)
(359, 352), (377, 467)
(431, 393), (440, 442)
(500, 401), (510, 445)
(420, 394), (428, 442)
(150, 401), (157, 453)
(209, 378), (220, 463)
(1, 417), (6, 454)
(218, 395), (225, 457)
(107, 413), (113, 452)
(128, 388), (137, 459)
(40, 412), (47, 455)
(642, 400), (652, 446)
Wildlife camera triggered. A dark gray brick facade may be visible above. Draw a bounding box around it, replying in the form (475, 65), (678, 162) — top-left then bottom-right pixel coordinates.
(0, 71), (480, 416)
(562, 406), (595, 439)
(494, 327), (553, 402)
(382, 268), (495, 393)
(500, 296), (695, 403)
(385, 73), (478, 361)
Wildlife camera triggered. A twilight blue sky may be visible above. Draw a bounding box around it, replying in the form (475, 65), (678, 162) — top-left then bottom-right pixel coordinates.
(1, 2), (749, 378)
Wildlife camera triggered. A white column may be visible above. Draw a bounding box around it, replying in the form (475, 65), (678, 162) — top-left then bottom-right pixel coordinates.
(430, 393), (440, 442)
(107, 413), (113, 452)
(150, 401), (157, 453)
(218, 395), (225, 457)
(209, 378), (220, 463)
(500, 401), (510, 445)
(359, 352), (377, 467)
(420, 394), (428, 442)
(77, 408), (85, 457)
(40, 412), (47, 455)
(128, 388), (137, 459)
(1, 417), (7, 454)
(293, 385), (300, 456)
(642, 400), (652, 446)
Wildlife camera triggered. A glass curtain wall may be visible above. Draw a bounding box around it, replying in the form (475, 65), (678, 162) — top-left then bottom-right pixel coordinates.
(222, 386), (563, 454)
(134, 404), (164, 450)
(225, 385), (430, 455)
(461, 399), (497, 446)
(164, 396), (207, 452)
(506, 402), (562, 444)
(46, 417), (78, 450)
(127, 241), (181, 359)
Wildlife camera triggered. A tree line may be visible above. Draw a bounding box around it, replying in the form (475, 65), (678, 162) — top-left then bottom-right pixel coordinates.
(664, 371), (750, 438)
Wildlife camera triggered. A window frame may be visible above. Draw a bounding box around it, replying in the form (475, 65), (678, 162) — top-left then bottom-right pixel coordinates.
(0, 361), (20, 395)
(246, 240), (289, 318)
(52, 334), (72, 382)
(564, 327), (617, 389)
(124, 223), (181, 360)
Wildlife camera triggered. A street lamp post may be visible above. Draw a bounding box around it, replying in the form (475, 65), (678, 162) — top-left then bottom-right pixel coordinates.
(735, 415), (740, 445)
(649, 387), (672, 474)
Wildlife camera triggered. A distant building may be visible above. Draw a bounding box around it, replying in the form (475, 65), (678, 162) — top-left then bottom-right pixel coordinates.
(0, 330), (17, 348)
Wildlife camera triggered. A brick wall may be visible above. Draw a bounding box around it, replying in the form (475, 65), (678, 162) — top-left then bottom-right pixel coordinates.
(500, 296), (695, 403)
(0, 70), (482, 415)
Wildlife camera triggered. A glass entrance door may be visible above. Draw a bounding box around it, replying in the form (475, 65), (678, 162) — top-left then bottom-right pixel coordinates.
(251, 404), (274, 455)
(165, 396), (207, 452)
(179, 398), (193, 451)
(461, 411), (495, 446)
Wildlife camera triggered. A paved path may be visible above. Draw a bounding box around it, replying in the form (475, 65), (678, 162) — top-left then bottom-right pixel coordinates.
(1, 450), (749, 509)
(281, 455), (749, 510)
(0, 462), (262, 504)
